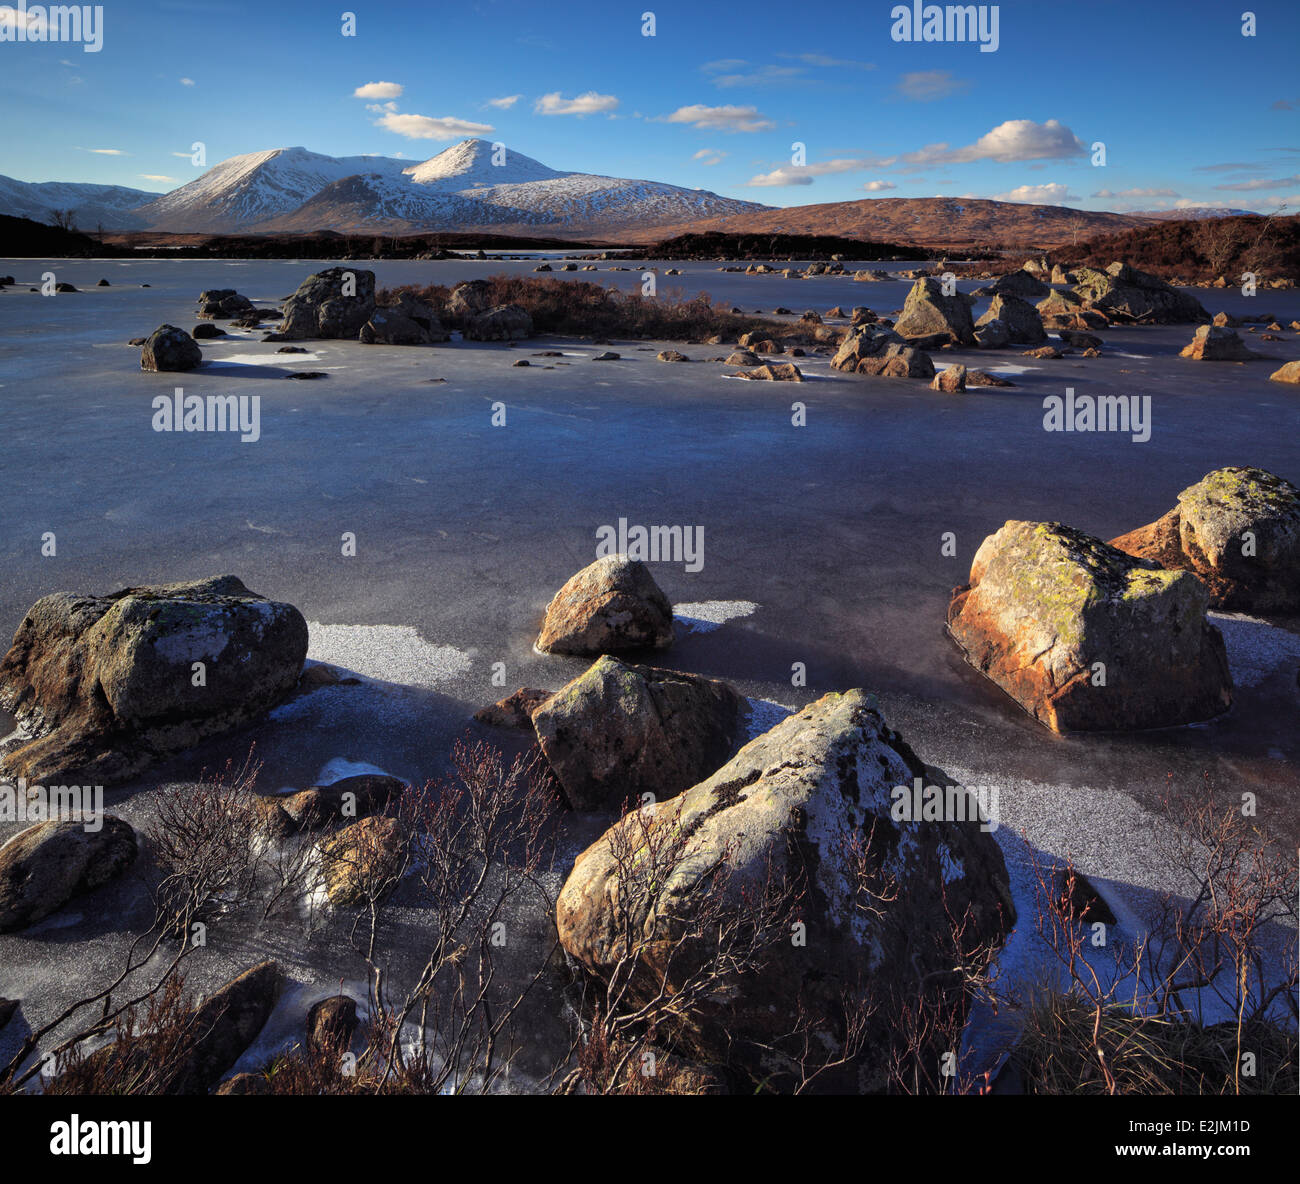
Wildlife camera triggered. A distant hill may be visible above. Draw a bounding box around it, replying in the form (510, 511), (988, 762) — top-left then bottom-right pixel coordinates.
(622, 196), (1156, 251)
(1134, 207), (1259, 220)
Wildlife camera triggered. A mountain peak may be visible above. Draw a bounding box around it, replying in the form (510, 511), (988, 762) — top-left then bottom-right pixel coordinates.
(403, 139), (562, 188)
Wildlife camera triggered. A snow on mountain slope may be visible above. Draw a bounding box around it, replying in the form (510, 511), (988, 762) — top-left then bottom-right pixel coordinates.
(256, 139), (768, 235)
(0, 175), (159, 230)
(401, 139), (562, 188)
(131, 146), (411, 232)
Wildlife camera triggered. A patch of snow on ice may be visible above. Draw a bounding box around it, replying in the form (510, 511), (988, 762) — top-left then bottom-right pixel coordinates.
(1209, 612), (1300, 687)
(674, 599), (759, 633)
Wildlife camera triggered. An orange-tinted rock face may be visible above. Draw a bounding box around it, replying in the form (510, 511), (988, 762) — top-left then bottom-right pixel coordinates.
(947, 521), (1233, 733)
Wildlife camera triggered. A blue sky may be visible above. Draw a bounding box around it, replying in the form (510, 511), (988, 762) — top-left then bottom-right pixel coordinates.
(2, 0), (1298, 212)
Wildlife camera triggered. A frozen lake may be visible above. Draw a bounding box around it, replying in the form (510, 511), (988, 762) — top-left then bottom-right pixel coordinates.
(1, 255), (1297, 1084)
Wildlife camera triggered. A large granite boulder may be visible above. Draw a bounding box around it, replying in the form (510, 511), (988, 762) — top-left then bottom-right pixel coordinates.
(536, 556), (673, 656)
(948, 521), (1232, 732)
(1071, 262), (1208, 324)
(531, 656), (747, 811)
(557, 690), (1014, 1092)
(1110, 467), (1300, 614)
(976, 294), (1046, 345)
(280, 268), (376, 340)
(989, 269), (1050, 302)
(140, 325), (201, 372)
(830, 324), (905, 372)
(358, 292), (449, 345)
(893, 277), (976, 347)
(0, 576), (308, 784)
(1269, 361), (1300, 384)
(465, 303), (533, 341)
(0, 816), (137, 932)
(1178, 324), (1261, 360)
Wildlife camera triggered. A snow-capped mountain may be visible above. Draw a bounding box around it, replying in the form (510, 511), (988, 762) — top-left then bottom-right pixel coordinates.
(109, 139), (769, 237)
(131, 146), (412, 232)
(0, 175), (160, 231)
(1134, 206), (1261, 220)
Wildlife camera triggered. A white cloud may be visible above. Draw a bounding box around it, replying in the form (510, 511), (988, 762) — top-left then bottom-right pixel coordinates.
(1213, 173), (1300, 191)
(180, 77), (195, 86)
(138, 174), (176, 182)
(354, 81), (404, 100)
(896, 70), (970, 101)
(79, 148), (127, 156)
(780, 52), (875, 69)
(374, 112), (494, 140)
(1092, 187), (1179, 198)
(693, 148), (726, 166)
(365, 101), (399, 114)
(708, 64), (805, 88)
(661, 104), (775, 132)
(990, 182), (1079, 204)
(863, 180), (897, 191)
(907, 119), (1087, 165)
(746, 157), (877, 187)
(534, 91), (620, 116)
(1174, 198), (1231, 209)
(487, 94), (523, 109)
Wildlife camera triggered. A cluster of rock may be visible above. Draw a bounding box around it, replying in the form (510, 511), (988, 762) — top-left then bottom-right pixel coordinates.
(947, 465), (1298, 732)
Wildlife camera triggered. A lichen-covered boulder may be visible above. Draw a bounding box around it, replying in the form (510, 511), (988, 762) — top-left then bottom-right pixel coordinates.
(1110, 467), (1300, 613)
(465, 303), (533, 341)
(531, 656), (747, 811)
(0, 816), (137, 932)
(280, 268), (376, 340)
(948, 521), (1232, 732)
(976, 294), (1047, 345)
(0, 576), (308, 784)
(893, 277), (977, 347)
(141, 324), (201, 372)
(1269, 361), (1300, 384)
(556, 690), (1014, 1092)
(1071, 262), (1208, 324)
(536, 556), (673, 656)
